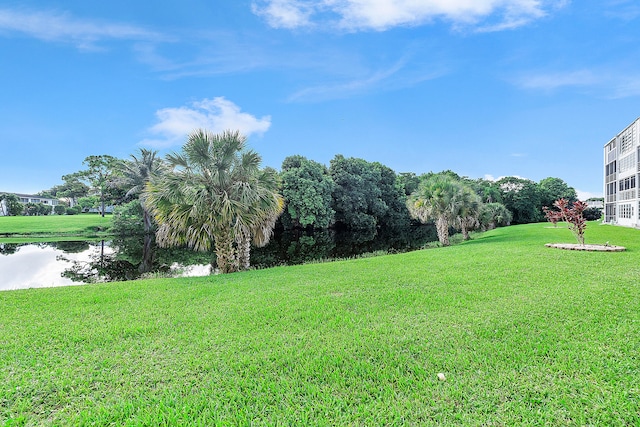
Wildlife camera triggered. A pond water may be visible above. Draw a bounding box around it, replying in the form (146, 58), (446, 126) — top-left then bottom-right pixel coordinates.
(1, 225), (437, 291)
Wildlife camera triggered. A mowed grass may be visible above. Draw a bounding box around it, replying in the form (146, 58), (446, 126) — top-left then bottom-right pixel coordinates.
(1, 223), (639, 425)
(0, 215), (110, 238)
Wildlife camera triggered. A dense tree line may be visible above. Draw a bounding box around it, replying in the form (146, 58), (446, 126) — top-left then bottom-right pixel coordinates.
(4, 128), (590, 271)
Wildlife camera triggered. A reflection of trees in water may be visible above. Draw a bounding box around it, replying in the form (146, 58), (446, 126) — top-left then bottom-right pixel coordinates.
(0, 243), (21, 256)
(50, 241), (91, 253)
(60, 235), (214, 283)
(251, 223), (438, 268)
(60, 240), (142, 283)
(52, 222), (437, 282)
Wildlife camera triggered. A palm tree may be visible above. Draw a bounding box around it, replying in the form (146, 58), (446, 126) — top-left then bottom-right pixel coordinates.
(407, 175), (465, 246)
(235, 167), (284, 271)
(118, 148), (166, 234)
(479, 203), (512, 230)
(455, 186), (483, 240)
(144, 129), (283, 274)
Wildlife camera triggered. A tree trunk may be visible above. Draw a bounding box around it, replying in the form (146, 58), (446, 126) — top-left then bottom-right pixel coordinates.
(139, 233), (154, 273)
(461, 223), (470, 241)
(436, 216), (450, 246)
(236, 227), (252, 271)
(213, 227), (238, 273)
(142, 207), (153, 234)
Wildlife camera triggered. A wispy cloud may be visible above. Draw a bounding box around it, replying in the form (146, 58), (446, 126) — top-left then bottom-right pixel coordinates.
(252, 0), (563, 32)
(140, 97), (272, 149)
(288, 65), (446, 101)
(604, 0), (640, 21)
(0, 8), (164, 49)
(513, 69), (640, 98)
(515, 70), (599, 91)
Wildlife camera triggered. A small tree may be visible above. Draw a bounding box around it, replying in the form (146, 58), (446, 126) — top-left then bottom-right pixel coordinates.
(544, 198), (587, 245)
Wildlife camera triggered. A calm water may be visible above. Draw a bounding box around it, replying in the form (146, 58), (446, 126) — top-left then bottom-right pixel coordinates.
(1, 225), (437, 291)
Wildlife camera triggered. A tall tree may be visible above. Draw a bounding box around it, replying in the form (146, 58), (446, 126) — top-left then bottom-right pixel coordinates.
(374, 162), (411, 231)
(81, 155), (119, 217)
(117, 148), (167, 233)
(538, 177), (577, 208)
(497, 176), (543, 224)
(55, 172), (90, 207)
(397, 172), (420, 196)
(145, 129), (283, 274)
(455, 185), (483, 240)
(235, 166), (284, 271)
(329, 155), (388, 230)
(280, 155), (335, 229)
(407, 175), (465, 246)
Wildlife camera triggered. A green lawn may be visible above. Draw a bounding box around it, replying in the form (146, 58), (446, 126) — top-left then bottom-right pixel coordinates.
(0, 214), (111, 238)
(1, 223), (639, 425)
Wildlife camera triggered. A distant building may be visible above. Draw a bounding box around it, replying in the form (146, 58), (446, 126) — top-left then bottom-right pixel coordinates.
(603, 117), (640, 227)
(585, 199), (604, 210)
(0, 192), (60, 216)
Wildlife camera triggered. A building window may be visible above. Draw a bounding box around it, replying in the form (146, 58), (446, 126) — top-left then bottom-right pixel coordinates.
(606, 160), (617, 176)
(619, 203), (634, 219)
(605, 204), (616, 222)
(618, 176), (636, 192)
(620, 127), (636, 155)
(620, 153), (636, 173)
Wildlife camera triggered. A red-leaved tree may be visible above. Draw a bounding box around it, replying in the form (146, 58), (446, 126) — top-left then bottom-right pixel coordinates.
(543, 198), (588, 245)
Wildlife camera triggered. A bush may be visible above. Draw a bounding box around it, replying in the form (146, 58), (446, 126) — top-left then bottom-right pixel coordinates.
(66, 207), (79, 215)
(583, 207), (602, 221)
(54, 205), (66, 215)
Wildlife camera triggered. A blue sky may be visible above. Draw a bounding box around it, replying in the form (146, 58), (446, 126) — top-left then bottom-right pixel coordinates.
(2, 0), (639, 199)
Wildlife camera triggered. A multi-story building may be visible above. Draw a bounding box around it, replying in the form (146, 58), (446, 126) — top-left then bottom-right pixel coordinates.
(0, 193), (60, 216)
(604, 117), (640, 227)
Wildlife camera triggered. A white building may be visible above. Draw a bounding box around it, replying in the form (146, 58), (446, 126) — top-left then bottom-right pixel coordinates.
(604, 117), (640, 227)
(0, 193), (60, 216)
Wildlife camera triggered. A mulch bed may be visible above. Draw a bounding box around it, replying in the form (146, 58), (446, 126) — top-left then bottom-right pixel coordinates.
(545, 243), (626, 252)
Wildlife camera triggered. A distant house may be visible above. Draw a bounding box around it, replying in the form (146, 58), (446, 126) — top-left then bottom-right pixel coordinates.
(603, 117), (640, 227)
(585, 199), (604, 210)
(86, 206), (115, 214)
(0, 192), (60, 216)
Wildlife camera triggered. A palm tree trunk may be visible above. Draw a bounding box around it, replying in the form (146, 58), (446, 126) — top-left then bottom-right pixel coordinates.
(236, 227), (251, 271)
(213, 227), (238, 273)
(461, 224), (470, 240)
(142, 207), (153, 234)
(139, 233), (154, 273)
(436, 216), (450, 246)
(461, 218), (471, 240)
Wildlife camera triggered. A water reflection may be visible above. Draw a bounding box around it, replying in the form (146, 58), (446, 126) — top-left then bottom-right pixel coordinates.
(0, 241), (111, 291)
(0, 224), (437, 291)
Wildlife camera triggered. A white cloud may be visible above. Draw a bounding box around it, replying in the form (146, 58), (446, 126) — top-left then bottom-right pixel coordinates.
(252, 0), (560, 31)
(140, 97), (272, 148)
(0, 8), (163, 49)
(251, 0), (314, 29)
